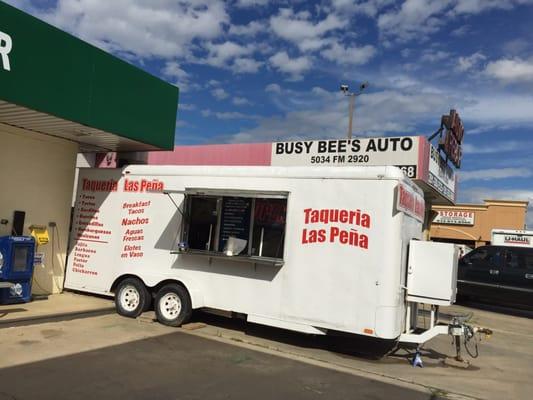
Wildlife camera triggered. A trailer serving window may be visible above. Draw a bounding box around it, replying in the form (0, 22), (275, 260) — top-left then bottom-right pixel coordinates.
(179, 189), (288, 261)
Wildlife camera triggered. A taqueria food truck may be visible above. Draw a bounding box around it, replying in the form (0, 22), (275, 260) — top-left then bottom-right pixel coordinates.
(66, 165), (475, 347)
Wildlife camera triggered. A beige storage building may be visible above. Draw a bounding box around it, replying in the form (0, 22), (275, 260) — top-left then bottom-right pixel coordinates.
(429, 200), (528, 248)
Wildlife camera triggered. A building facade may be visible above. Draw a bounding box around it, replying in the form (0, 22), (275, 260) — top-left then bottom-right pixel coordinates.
(0, 2), (178, 295)
(429, 200), (528, 248)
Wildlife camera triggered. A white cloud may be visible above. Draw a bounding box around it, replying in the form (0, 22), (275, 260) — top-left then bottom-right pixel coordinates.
(269, 51), (312, 80)
(179, 103), (196, 111)
(299, 38), (335, 52)
(376, 0), (533, 42)
(207, 80), (221, 87)
(459, 168), (533, 182)
(456, 52), (486, 72)
(235, 0), (269, 7)
(233, 57), (262, 73)
(37, 0), (229, 59)
(203, 41), (253, 67)
(201, 109), (258, 120)
(162, 62), (190, 80)
(211, 88), (229, 100)
(484, 58), (533, 83)
(463, 93), (533, 125)
(265, 83), (282, 93)
(320, 42), (376, 65)
(270, 8), (346, 51)
(162, 62), (192, 90)
(331, 0), (395, 17)
(450, 25), (470, 36)
(459, 187), (533, 228)
(420, 49), (451, 63)
(502, 38), (530, 56)
(384, 74), (427, 90)
(400, 48), (412, 58)
(462, 141), (531, 154)
(225, 85), (452, 143)
(232, 97), (253, 106)
(377, 0), (452, 42)
(190, 41), (262, 74)
(215, 111), (258, 120)
(452, 0), (533, 15)
(229, 20), (267, 36)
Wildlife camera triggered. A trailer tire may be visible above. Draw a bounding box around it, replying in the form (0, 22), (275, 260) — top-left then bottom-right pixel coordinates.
(155, 284), (192, 327)
(115, 278), (150, 318)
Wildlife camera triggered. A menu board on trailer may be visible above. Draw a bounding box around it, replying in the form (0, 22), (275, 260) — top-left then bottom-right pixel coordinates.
(218, 197), (252, 253)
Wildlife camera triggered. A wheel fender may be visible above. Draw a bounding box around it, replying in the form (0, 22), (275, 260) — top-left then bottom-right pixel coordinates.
(132, 273), (205, 309)
(180, 278), (204, 309)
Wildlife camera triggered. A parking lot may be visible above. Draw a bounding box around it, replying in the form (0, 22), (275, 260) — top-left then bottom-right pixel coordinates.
(178, 302), (533, 400)
(0, 295), (531, 400)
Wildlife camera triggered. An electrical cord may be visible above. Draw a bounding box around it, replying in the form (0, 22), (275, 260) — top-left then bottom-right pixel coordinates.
(30, 262), (52, 295)
(463, 325), (479, 358)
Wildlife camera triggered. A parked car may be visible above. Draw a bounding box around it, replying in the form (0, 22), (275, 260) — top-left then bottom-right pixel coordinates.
(457, 245), (533, 308)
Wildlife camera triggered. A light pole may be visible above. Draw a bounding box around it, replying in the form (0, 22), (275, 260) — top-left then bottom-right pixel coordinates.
(340, 82), (368, 139)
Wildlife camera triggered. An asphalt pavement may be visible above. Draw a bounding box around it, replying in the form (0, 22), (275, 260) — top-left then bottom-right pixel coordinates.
(1, 295), (531, 399)
(0, 316), (434, 400)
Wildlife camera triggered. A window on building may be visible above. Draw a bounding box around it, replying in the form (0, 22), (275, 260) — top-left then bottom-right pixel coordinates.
(182, 190), (288, 259)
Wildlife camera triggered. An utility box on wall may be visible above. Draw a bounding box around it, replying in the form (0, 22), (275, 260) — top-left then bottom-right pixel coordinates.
(407, 240), (459, 306)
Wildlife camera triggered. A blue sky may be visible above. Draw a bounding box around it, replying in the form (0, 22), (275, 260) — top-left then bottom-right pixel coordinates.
(8, 0), (533, 225)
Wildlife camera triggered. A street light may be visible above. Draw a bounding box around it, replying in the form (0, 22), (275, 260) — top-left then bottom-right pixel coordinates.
(340, 82), (368, 139)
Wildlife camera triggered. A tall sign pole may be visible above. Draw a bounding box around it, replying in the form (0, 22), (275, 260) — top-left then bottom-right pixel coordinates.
(348, 94), (355, 139)
(340, 82), (368, 139)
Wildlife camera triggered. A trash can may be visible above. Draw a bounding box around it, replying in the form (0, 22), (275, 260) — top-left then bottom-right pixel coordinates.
(0, 236), (35, 304)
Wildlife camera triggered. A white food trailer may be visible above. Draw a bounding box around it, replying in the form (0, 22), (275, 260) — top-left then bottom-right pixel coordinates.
(491, 229), (533, 248)
(66, 165), (467, 346)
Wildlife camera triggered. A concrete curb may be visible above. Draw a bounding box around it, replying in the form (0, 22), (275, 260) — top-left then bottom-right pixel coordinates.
(0, 307), (115, 329)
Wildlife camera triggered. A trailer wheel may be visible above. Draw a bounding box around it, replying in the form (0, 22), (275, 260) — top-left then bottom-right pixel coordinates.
(155, 284), (192, 327)
(115, 278), (150, 318)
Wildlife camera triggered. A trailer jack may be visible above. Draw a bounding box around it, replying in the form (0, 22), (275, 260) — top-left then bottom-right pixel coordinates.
(445, 316), (493, 368)
(400, 305), (493, 367)
(411, 348), (424, 367)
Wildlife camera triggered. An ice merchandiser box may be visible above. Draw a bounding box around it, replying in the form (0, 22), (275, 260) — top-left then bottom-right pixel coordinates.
(0, 236), (35, 304)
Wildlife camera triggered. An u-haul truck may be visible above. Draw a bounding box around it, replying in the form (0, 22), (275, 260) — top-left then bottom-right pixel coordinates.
(491, 229), (533, 248)
(66, 165), (465, 346)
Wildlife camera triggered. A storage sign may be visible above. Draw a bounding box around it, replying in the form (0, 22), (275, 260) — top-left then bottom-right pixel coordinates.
(272, 137), (419, 179)
(434, 210), (474, 225)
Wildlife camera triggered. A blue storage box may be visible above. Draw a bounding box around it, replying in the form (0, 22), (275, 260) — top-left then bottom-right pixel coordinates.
(0, 236), (35, 304)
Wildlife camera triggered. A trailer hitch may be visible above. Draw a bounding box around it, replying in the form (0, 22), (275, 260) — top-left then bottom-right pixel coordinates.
(446, 316), (493, 367)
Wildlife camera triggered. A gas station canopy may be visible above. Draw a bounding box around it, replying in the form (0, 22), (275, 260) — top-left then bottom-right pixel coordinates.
(0, 2), (178, 152)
